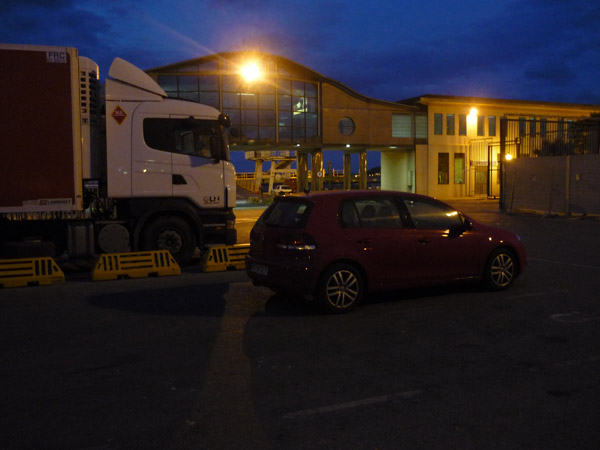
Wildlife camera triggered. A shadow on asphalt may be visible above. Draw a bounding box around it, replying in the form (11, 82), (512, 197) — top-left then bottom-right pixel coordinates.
(89, 284), (228, 316)
(259, 282), (484, 316)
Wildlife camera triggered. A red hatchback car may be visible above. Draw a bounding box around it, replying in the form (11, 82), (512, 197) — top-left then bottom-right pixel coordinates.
(246, 191), (526, 313)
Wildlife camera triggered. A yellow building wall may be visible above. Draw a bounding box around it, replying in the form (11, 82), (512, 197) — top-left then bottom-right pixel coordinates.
(321, 83), (414, 147)
(420, 97), (600, 199)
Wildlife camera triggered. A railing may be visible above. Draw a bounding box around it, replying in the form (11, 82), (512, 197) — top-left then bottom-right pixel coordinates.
(501, 117), (600, 158)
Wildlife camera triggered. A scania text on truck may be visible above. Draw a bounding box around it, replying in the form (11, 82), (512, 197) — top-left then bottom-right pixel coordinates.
(0, 44), (237, 264)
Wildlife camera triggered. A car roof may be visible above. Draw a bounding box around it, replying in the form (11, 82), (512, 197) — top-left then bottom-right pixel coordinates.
(286, 190), (441, 203)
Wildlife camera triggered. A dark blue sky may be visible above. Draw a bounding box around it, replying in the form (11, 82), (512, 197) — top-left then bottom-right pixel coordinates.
(2, 0), (599, 171)
(3, 0), (599, 104)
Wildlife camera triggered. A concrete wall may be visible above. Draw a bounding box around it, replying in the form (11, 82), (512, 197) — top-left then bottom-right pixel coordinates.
(504, 155), (600, 215)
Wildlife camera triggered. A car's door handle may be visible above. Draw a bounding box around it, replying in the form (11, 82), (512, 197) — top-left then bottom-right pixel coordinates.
(356, 239), (373, 250)
(418, 237), (431, 245)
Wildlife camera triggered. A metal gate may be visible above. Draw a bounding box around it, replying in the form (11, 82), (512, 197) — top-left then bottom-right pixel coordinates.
(469, 139), (499, 198)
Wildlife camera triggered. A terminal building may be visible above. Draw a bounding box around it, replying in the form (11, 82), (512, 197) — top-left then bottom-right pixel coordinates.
(146, 51), (600, 199)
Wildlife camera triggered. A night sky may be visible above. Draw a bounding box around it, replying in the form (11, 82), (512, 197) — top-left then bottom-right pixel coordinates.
(3, 0), (599, 104)
(3, 0), (600, 171)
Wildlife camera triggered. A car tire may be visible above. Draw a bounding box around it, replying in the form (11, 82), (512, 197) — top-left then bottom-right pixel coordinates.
(483, 248), (517, 290)
(141, 216), (197, 265)
(316, 263), (364, 313)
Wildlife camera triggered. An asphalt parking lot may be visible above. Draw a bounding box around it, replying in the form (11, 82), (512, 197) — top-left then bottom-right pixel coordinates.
(1, 199), (599, 450)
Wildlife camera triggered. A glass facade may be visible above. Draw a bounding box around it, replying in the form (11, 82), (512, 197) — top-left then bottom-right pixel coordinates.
(156, 57), (319, 146)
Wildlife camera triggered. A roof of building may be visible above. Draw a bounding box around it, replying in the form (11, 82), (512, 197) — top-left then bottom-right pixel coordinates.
(400, 94), (600, 112)
(147, 51), (416, 112)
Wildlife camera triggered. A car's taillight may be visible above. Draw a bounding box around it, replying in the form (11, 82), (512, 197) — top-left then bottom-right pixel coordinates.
(276, 234), (317, 251)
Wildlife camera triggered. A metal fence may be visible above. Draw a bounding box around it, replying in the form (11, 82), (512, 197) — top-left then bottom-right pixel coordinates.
(500, 117), (600, 158)
(499, 117), (600, 213)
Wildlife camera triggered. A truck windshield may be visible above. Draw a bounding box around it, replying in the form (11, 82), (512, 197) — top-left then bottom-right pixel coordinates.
(143, 118), (230, 162)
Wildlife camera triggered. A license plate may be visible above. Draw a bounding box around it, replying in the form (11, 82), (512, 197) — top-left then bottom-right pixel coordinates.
(251, 263), (268, 276)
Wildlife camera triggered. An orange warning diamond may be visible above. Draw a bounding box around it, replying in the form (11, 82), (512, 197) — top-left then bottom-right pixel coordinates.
(111, 105), (127, 125)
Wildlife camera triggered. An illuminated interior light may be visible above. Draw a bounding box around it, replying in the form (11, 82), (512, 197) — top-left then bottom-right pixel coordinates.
(505, 153), (513, 161)
(346, 144), (351, 148)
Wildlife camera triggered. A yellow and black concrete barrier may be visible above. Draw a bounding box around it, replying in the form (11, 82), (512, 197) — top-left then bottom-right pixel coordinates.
(91, 250), (181, 281)
(0, 257), (65, 288)
(200, 244), (250, 272)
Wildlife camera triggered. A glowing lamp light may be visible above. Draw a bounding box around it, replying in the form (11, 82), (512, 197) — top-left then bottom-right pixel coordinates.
(467, 107), (478, 127)
(505, 153), (513, 161)
(240, 61), (262, 82)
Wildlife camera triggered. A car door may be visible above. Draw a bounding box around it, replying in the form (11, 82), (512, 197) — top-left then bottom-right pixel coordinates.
(339, 197), (419, 290)
(401, 197), (483, 282)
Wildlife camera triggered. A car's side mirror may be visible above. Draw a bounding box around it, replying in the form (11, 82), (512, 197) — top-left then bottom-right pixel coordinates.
(448, 224), (466, 237)
(460, 214), (473, 230)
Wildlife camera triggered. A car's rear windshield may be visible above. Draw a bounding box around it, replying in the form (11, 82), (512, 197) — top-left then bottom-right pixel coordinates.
(259, 199), (311, 228)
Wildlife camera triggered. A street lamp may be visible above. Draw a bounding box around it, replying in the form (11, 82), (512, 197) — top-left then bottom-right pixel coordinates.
(240, 61), (262, 83)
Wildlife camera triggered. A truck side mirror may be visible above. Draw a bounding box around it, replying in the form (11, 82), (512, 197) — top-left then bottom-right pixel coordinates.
(218, 113), (232, 128)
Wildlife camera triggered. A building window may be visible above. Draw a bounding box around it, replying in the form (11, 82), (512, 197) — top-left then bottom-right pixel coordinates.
(434, 113), (443, 135)
(446, 114), (455, 135)
(540, 118), (547, 138)
(558, 119), (564, 139)
(519, 117), (526, 137)
(392, 114), (412, 137)
(489, 116), (497, 136)
(158, 75), (178, 94)
(454, 153), (465, 184)
(477, 115), (485, 136)
(567, 119), (574, 140)
(529, 118), (536, 136)
(157, 60), (320, 145)
(438, 153), (449, 184)
(415, 115), (428, 138)
(459, 114), (467, 136)
(338, 117), (355, 136)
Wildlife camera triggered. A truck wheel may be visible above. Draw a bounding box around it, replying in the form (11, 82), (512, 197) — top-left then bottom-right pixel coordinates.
(141, 216), (196, 265)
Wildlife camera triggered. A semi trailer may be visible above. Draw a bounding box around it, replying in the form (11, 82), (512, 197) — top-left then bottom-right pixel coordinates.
(0, 44), (237, 264)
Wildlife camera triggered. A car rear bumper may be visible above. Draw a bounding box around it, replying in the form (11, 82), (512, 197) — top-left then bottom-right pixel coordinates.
(245, 255), (316, 294)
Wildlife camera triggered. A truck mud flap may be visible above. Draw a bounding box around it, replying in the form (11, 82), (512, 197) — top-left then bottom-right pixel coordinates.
(0, 257), (65, 288)
(91, 250), (181, 281)
(200, 244), (250, 272)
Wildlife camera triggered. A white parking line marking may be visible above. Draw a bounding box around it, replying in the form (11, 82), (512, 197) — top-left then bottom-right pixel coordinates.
(529, 257), (600, 271)
(550, 312), (600, 323)
(508, 289), (570, 299)
(283, 390), (422, 419)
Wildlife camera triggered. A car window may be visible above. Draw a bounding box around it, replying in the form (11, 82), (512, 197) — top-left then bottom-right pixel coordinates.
(260, 199), (310, 228)
(403, 198), (463, 230)
(341, 198), (403, 228)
